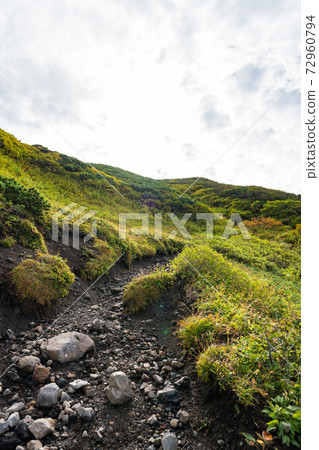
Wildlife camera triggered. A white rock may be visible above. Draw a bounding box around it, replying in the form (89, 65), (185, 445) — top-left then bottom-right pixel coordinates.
(17, 356), (41, 373)
(27, 440), (44, 450)
(177, 410), (189, 425)
(40, 332), (94, 363)
(28, 418), (55, 439)
(162, 432), (178, 450)
(8, 411), (20, 427)
(5, 402), (25, 414)
(69, 379), (89, 390)
(106, 371), (133, 405)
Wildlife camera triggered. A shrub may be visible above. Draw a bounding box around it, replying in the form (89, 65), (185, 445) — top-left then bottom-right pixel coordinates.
(8, 217), (47, 251)
(11, 253), (74, 307)
(0, 235), (16, 248)
(81, 238), (119, 281)
(123, 270), (176, 313)
(0, 175), (50, 220)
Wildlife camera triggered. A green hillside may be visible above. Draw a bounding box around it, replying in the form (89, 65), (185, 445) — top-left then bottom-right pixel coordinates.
(0, 127), (301, 446)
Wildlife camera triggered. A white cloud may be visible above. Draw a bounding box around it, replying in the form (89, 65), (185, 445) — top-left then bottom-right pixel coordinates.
(0, 0), (300, 193)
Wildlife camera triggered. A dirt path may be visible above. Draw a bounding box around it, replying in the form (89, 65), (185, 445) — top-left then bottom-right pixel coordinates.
(0, 255), (263, 449)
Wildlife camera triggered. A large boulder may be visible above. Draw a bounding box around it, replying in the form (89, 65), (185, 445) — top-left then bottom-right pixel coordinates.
(40, 332), (94, 363)
(106, 371), (133, 405)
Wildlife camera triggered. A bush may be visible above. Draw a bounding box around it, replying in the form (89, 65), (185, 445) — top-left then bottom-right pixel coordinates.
(11, 253), (74, 307)
(0, 175), (50, 220)
(123, 270), (175, 313)
(0, 236), (16, 248)
(8, 217), (47, 251)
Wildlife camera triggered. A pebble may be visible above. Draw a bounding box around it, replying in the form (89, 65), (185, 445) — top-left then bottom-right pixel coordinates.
(28, 418), (56, 439)
(147, 414), (158, 426)
(74, 406), (95, 422)
(162, 432), (178, 450)
(37, 383), (60, 408)
(17, 355), (41, 374)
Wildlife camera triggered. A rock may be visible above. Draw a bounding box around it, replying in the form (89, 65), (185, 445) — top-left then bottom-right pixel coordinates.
(89, 319), (105, 332)
(147, 414), (158, 426)
(162, 432), (178, 450)
(37, 383), (60, 408)
(157, 385), (180, 404)
(17, 356), (41, 374)
(171, 360), (184, 370)
(27, 440), (43, 450)
(5, 402), (25, 414)
(61, 414), (69, 425)
(15, 420), (34, 442)
(6, 371), (20, 382)
(82, 430), (88, 438)
(170, 419), (179, 429)
(28, 418), (55, 439)
(7, 412), (20, 428)
(40, 332), (95, 363)
(0, 419), (9, 436)
(93, 429), (103, 442)
(74, 406), (95, 422)
(177, 410), (189, 425)
(0, 434), (23, 450)
(60, 391), (71, 402)
(153, 374), (164, 385)
(106, 371), (133, 405)
(217, 439), (225, 446)
(174, 376), (190, 389)
(69, 379), (89, 390)
(32, 365), (50, 383)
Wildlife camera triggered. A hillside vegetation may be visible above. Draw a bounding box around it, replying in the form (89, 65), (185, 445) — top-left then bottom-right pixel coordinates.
(0, 128), (301, 446)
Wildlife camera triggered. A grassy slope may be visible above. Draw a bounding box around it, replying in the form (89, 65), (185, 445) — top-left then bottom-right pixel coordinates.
(0, 128), (301, 444)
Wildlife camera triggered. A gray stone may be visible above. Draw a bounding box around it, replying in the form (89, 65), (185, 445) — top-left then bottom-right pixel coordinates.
(6, 370), (21, 381)
(147, 414), (158, 426)
(162, 432), (178, 450)
(157, 385), (180, 404)
(8, 411), (20, 427)
(37, 383), (60, 408)
(28, 418), (55, 439)
(69, 379), (89, 390)
(61, 414), (69, 425)
(177, 410), (189, 425)
(5, 402), (25, 414)
(74, 406), (95, 422)
(17, 356), (41, 374)
(106, 371), (133, 405)
(0, 419), (9, 436)
(40, 332), (95, 363)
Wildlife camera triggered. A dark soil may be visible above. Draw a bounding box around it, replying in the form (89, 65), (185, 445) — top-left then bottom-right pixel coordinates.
(0, 242), (286, 449)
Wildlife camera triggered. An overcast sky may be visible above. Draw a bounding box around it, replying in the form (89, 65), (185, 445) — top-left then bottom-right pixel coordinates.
(0, 0), (300, 193)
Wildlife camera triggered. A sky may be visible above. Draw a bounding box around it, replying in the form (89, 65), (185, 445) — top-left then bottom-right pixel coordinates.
(0, 0), (300, 194)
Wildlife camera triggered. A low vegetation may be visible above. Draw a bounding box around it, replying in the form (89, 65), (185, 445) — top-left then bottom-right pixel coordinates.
(11, 253), (75, 308)
(124, 238), (301, 445)
(0, 128), (301, 445)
